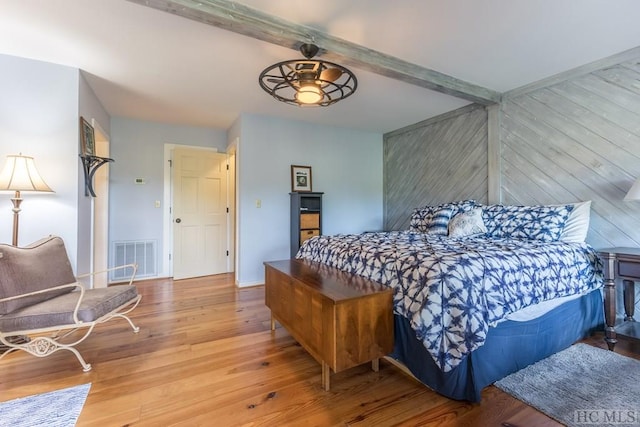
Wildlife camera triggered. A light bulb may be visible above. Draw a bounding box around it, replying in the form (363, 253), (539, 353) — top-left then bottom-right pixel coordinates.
(296, 84), (322, 104)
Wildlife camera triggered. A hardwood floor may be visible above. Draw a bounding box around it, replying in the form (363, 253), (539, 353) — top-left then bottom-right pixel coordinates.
(1, 274), (638, 426)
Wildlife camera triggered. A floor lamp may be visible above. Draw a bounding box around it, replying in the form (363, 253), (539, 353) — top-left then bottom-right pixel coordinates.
(0, 154), (53, 246)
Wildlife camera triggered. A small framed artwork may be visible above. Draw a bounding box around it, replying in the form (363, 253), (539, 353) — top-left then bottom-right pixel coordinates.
(291, 165), (312, 192)
(80, 116), (95, 156)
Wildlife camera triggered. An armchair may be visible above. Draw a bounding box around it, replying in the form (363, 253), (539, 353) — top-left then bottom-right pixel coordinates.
(0, 236), (141, 371)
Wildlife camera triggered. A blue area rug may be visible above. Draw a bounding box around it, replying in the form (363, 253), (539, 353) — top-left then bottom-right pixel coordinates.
(0, 383), (91, 427)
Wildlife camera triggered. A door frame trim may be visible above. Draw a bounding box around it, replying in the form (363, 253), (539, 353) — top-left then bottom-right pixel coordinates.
(90, 118), (110, 288)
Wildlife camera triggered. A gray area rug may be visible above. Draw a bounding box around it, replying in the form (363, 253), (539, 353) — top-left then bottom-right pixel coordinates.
(495, 344), (640, 427)
(0, 383), (91, 427)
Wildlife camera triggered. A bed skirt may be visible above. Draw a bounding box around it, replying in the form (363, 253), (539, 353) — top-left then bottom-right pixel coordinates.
(389, 289), (604, 402)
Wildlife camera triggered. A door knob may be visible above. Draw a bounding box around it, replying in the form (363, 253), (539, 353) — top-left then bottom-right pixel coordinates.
(175, 218), (182, 223)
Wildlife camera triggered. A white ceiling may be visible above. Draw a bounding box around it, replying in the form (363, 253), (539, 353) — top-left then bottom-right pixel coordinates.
(1, 0), (640, 134)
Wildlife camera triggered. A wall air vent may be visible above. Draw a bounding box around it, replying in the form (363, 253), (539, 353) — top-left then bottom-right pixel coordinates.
(111, 240), (157, 282)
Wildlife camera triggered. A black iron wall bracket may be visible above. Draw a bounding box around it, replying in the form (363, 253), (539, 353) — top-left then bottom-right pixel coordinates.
(79, 155), (114, 197)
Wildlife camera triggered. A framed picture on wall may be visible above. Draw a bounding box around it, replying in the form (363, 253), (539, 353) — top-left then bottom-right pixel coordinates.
(291, 165), (312, 192)
(80, 116), (95, 156)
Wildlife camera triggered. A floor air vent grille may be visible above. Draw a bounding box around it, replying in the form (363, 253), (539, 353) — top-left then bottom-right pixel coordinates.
(111, 240), (157, 281)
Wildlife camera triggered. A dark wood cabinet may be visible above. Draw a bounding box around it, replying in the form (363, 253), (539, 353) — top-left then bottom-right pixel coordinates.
(290, 192), (323, 258)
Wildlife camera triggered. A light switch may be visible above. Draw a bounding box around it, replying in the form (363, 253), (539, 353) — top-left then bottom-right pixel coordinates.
(256, 199), (261, 208)
(155, 200), (161, 208)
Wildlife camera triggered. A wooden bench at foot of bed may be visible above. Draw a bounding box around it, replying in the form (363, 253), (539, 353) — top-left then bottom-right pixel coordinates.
(264, 259), (394, 391)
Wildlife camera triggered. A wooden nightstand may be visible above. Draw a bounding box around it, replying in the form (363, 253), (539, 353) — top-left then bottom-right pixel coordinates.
(598, 248), (640, 351)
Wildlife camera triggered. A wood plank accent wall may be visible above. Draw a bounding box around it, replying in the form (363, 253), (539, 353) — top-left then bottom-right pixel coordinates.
(383, 104), (488, 230)
(383, 56), (640, 249)
(500, 59), (640, 249)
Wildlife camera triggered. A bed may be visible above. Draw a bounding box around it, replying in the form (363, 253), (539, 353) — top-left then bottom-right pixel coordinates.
(295, 200), (604, 401)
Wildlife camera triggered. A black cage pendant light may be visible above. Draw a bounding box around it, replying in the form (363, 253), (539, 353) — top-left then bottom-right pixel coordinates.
(259, 43), (357, 107)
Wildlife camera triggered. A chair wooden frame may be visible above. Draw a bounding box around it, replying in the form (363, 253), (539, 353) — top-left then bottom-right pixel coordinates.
(0, 264), (141, 372)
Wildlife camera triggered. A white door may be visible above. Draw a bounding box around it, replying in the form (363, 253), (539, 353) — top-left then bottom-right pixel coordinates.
(172, 148), (228, 280)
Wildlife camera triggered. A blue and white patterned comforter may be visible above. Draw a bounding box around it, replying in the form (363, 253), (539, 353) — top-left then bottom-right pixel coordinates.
(296, 231), (603, 372)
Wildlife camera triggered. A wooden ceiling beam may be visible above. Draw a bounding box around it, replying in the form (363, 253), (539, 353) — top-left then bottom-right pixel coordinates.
(127, 0), (501, 105)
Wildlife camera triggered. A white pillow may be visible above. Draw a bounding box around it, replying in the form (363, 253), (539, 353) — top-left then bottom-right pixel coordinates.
(559, 201), (591, 243)
(448, 208), (487, 238)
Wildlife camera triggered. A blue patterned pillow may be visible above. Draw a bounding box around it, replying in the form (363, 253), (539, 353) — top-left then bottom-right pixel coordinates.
(409, 206), (453, 235)
(482, 204), (574, 241)
(447, 199), (480, 217)
(410, 200), (479, 235)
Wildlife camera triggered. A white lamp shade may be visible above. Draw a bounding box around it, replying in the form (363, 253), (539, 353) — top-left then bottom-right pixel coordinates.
(0, 154), (53, 192)
(624, 177), (640, 201)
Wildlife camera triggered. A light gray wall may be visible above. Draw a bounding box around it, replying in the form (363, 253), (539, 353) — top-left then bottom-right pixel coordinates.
(383, 56), (640, 249)
(0, 54), (82, 270)
(500, 60), (640, 249)
(109, 117), (228, 276)
(236, 113), (383, 286)
(383, 104), (489, 230)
